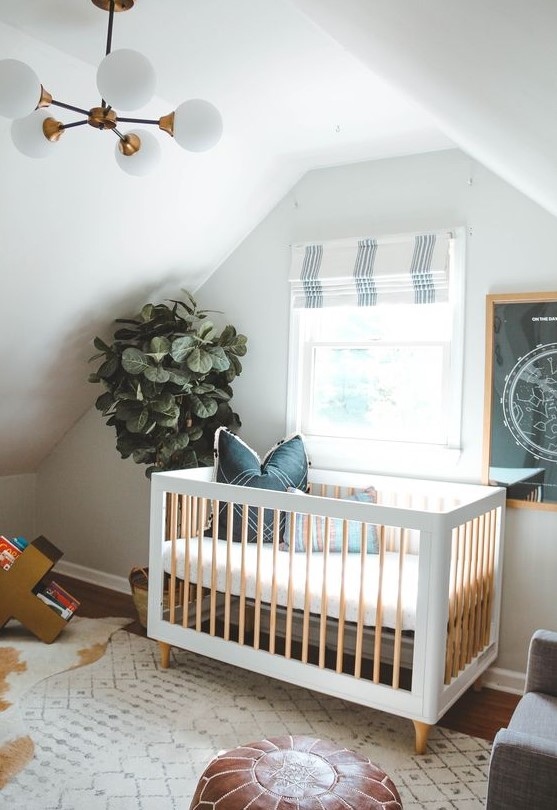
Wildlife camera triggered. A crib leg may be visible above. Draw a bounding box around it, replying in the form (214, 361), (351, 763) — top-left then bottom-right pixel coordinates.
(412, 720), (432, 754)
(159, 641), (171, 669)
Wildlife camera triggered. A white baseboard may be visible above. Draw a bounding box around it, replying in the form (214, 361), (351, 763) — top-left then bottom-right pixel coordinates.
(53, 559), (130, 595)
(481, 666), (525, 695)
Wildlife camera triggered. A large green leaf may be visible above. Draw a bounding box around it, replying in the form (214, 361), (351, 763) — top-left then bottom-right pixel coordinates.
(122, 347), (150, 375)
(115, 400), (143, 421)
(218, 324), (236, 346)
(198, 321), (216, 342)
(212, 387), (232, 401)
(151, 398), (180, 426)
(153, 412), (180, 428)
(148, 336), (171, 362)
(208, 346), (230, 371)
(132, 448), (156, 464)
(93, 336), (112, 353)
(187, 425), (203, 441)
(143, 365), (170, 383)
(187, 347), (213, 374)
(171, 432), (191, 450)
(170, 335), (196, 362)
(95, 392), (114, 413)
(192, 382), (215, 394)
(126, 408), (151, 433)
(225, 354), (243, 382)
(140, 303), (155, 322)
(97, 356), (119, 379)
(190, 394), (218, 418)
(149, 393), (175, 414)
(230, 334), (248, 356)
(167, 369), (192, 387)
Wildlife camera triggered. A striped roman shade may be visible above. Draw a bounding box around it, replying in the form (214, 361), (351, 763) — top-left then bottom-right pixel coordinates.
(290, 231), (453, 308)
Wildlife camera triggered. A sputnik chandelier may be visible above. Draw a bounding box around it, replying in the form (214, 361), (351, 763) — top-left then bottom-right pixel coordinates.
(0, 0), (223, 175)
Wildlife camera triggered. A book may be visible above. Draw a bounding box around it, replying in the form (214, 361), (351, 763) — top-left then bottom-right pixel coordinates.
(0, 536), (24, 571)
(34, 578), (80, 621)
(42, 580), (80, 614)
(35, 590), (75, 620)
(10, 536), (28, 552)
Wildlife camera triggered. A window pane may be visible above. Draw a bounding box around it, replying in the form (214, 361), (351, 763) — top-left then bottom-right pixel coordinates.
(310, 344), (447, 443)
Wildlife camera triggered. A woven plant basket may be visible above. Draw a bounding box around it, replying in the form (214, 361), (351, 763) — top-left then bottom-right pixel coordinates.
(129, 567), (169, 628)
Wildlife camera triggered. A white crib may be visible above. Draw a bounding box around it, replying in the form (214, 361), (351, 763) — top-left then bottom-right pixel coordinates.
(147, 467), (506, 753)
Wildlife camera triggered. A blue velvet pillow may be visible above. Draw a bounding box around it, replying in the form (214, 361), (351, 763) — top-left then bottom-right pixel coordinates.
(213, 428), (309, 542)
(282, 489), (379, 553)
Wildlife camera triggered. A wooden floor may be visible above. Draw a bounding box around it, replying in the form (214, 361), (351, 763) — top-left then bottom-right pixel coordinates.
(55, 573), (520, 743)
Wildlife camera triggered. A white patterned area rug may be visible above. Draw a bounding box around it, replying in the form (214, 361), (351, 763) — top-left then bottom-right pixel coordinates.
(0, 616), (130, 789)
(1, 630), (491, 810)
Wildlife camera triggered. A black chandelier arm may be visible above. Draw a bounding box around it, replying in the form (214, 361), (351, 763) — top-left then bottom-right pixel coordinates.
(117, 117), (160, 125)
(60, 120), (89, 130)
(51, 99), (91, 116)
(106, 0), (116, 57)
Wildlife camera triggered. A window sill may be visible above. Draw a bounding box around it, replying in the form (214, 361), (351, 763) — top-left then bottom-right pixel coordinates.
(303, 435), (462, 478)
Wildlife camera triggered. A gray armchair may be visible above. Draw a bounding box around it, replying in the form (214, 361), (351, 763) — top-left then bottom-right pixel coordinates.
(486, 629), (557, 810)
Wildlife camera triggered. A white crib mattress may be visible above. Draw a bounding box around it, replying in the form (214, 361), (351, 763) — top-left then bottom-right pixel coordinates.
(162, 538), (418, 631)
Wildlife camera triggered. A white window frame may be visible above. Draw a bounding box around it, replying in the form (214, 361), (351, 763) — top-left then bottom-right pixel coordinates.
(286, 227), (466, 475)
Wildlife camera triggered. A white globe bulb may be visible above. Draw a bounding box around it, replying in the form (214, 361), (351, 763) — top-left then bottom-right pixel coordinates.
(115, 129), (161, 176)
(0, 59), (42, 119)
(173, 99), (223, 152)
(97, 49), (156, 111)
(11, 109), (58, 159)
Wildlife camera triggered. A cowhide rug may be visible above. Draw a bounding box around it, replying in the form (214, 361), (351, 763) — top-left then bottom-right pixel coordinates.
(0, 616), (129, 788)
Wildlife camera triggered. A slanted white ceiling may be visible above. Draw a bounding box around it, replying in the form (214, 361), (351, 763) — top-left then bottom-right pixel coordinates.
(3, 0), (552, 476)
(0, 0), (450, 475)
(291, 0), (557, 219)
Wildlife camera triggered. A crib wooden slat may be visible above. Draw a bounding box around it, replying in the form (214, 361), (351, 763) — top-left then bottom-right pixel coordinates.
(444, 527), (459, 683)
(354, 523), (367, 679)
(391, 528), (408, 689)
(318, 516), (331, 669)
(209, 499), (219, 636)
(285, 511), (296, 659)
(466, 517), (480, 662)
(335, 520), (349, 673)
(269, 509), (280, 655)
(452, 523), (466, 678)
(223, 501), (233, 641)
(302, 510), (313, 664)
(473, 512), (486, 657)
(182, 495), (192, 628)
(373, 526), (386, 684)
(168, 492), (178, 624)
(460, 520), (473, 670)
(238, 504), (249, 645)
(253, 508), (264, 651)
(195, 498), (207, 632)
(483, 508), (497, 646)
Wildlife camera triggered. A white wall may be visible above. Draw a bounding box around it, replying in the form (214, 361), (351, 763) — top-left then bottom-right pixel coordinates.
(0, 474), (36, 539)
(36, 148), (557, 673)
(36, 408), (150, 582)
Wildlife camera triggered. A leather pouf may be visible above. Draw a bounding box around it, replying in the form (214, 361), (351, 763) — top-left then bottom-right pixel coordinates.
(189, 734), (403, 809)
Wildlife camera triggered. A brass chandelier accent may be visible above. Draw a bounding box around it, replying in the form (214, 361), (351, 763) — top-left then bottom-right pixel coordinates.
(0, 0), (223, 175)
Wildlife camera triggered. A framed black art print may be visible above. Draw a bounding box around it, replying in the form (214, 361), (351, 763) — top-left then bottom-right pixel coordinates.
(483, 291), (557, 509)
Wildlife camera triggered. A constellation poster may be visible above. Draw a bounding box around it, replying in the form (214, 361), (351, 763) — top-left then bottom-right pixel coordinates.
(485, 293), (557, 508)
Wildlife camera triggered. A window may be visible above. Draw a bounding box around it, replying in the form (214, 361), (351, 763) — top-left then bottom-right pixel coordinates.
(287, 229), (464, 472)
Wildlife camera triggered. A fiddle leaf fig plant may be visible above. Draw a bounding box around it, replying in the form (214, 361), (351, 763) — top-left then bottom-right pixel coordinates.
(89, 291), (247, 476)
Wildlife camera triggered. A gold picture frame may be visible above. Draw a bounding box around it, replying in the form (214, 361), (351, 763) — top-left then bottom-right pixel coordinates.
(483, 291), (557, 509)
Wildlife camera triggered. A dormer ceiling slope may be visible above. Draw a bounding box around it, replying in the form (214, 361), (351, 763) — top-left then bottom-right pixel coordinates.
(6, 0), (535, 475)
(292, 0), (557, 220)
